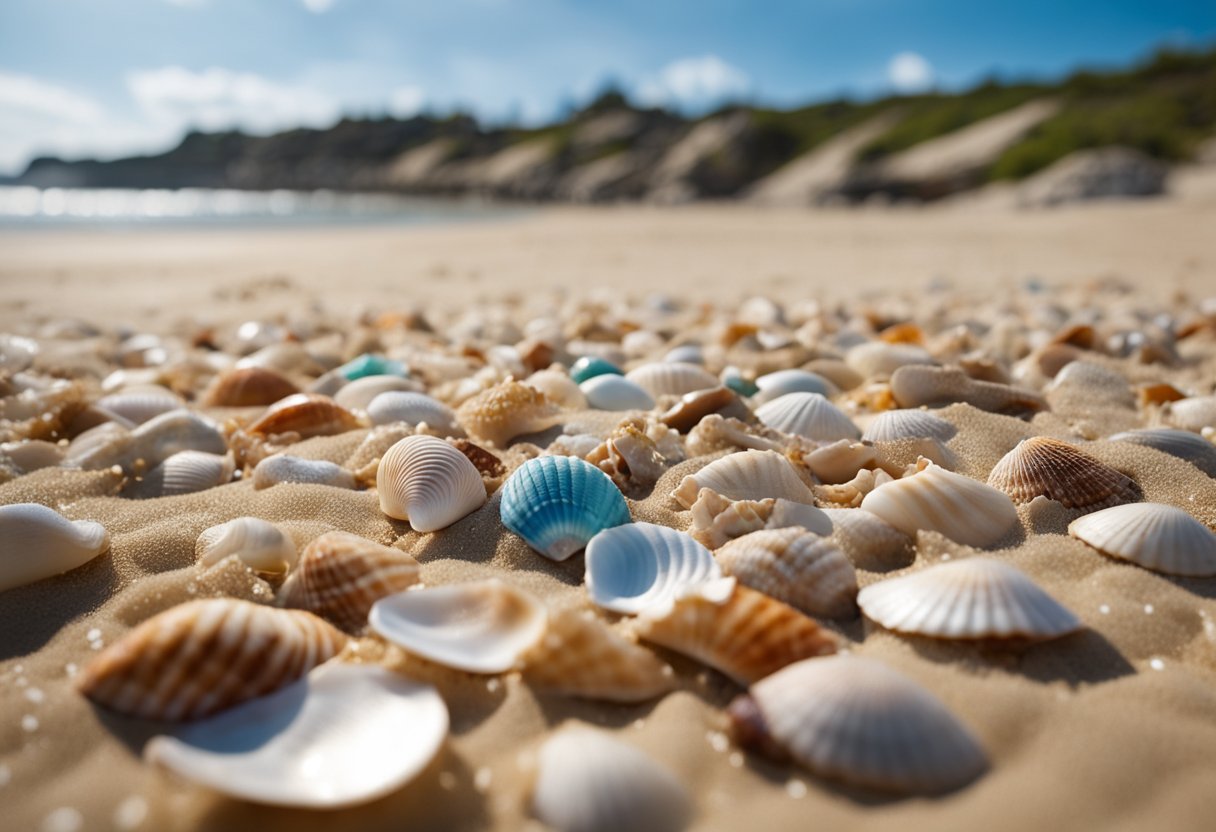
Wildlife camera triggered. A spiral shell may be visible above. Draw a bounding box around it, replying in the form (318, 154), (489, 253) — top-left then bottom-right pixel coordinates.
(247, 394), (361, 439)
(1068, 503), (1216, 576)
(754, 392), (860, 441)
(201, 366), (300, 408)
(625, 362), (719, 398)
(861, 409), (957, 443)
(716, 529), (858, 619)
(580, 374), (656, 411)
(986, 436), (1141, 510)
(377, 435), (486, 532)
(891, 365), (1047, 415)
(585, 523), (721, 615)
(196, 517), (297, 574)
(672, 449), (816, 508)
(1107, 428), (1216, 478)
(252, 455), (357, 490)
(688, 487), (832, 549)
(0, 503), (110, 592)
(456, 381), (561, 447)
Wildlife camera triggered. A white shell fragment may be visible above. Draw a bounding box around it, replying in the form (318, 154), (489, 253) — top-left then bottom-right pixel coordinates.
(754, 392), (860, 441)
(1068, 503), (1216, 576)
(0, 503), (111, 592)
(252, 455), (356, 490)
(672, 449), (816, 508)
(376, 435), (486, 531)
(196, 517), (298, 574)
(585, 523), (722, 615)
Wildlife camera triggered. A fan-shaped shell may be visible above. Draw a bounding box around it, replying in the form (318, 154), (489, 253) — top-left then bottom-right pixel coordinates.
(585, 523), (722, 615)
(96, 388), (184, 425)
(202, 366), (300, 407)
(580, 374), (656, 411)
(279, 531), (420, 632)
(196, 517), (297, 574)
(367, 391), (460, 435)
(625, 362), (719, 398)
(248, 394), (361, 439)
(987, 436), (1141, 510)
(1108, 428), (1216, 478)
(752, 369), (837, 404)
(891, 366), (1047, 415)
(861, 409), (957, 443)
(377, 435), (486, 532)
(858, 558), (1081, 640)
(525, 370), (587, 409)
(672, 449), (816, 508)
(333, 375), (423, 411)
(131, 450), (234, 498)
(369, 580), (547, 673)
(688, 487), (832, 549)
(1162, 395), (1216, 434)
(716, 529), (858, 619)
(861, 461), (1019, 548)
(456, 381), (560, 447)
(0, 503), (110, 592)
(729, 656), (986, 793)
(145, 663), (447, 809)
(1068, 503), (1216, 576)
(754, 392), (858, 442)
(846, 342), (936, 379)
(252, 455), (357, 490)
(76, 599), (347, 720)
(500, 455), (631, 561)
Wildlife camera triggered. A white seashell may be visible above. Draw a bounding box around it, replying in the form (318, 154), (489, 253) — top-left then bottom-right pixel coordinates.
(1045, 361), (1134, 408)
(1, 439), (64, 473)
(252, 455), (356, 490)
(716, 529), (858, 619)
(861, 409), (957, 443)
(0, 333), (38, 372)
(754, 392), (860, 441)
(585, 523), (721, 615)
(376, 435), (486, 531)
(369, 579), (548, 673)
(333, 375), (423, 411)
(1107, 428), (1216, 478)
(196, 517), (297, 574)
(95, 388), (184, 425)
(846, 342), (935, 379)
(132, 450), (234, 498)
(367, 391), (460, 435)
(526, 370), (588, 409)
(0, 503), (110, 592)
(531, 727), (691, 832)
(753, 369), (838, 404)
(145, 663), (448, 808)
(622, 329), (666, 358)
(1068, 503), (1216, 576)
(858, 558), (1081, 640)
(625, 362), (719, 398)
(672, 449), (816, 508)
(1162, 395), (1216, 434)
(580, 374), (656, 411)
(67, 409), (227, 472)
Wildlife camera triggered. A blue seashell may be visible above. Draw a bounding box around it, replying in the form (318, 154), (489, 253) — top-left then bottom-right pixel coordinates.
(339, 354), (407, 381)
(570, 356), (622, 385)
(500, 456), (631, 561)
(721, 366), (758, 398)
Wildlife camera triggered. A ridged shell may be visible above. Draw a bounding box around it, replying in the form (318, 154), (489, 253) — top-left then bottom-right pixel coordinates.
(752, 369), (837, 404)
(754, 392), (859, 441)
(1162, 395), (1216, 434)
(846, 342), (936, 379)
(635, 580), (838, 685)
(1045, 362), (1135, 409)
(369, 580), (547, 673)
(531, 728), (691, 832)
(861, 409), (957, 443)
(201, 366), (300, 407)
(455, 381), (560, 447)
(1108, 428), (1216, 478)
(729, 656), (986, 793)
(367, 391), (460, 435)
(716, 529), (858, 619)
(500, 455), (631, 561)
(248, 394), (361, 439)
(0, 503), (110, 592)
(76, 599), (347, 720)
(987, 436), (1141, 510)
(891, 366), (1047, 415)
(625, 362), (720, 398)
(333, 375), (423, 411)
(1068, 503), (1216, 576)
(580, 374), (656, 411)
(96, 388), (184, 425)
(585, 523), (722, 615)
(67, 409), (227, 472)
(131, 450), (234, 498)
(858, 558), (1081, 640)
(376, 435), (485, 531)
(525, 370), (588, 409)
(279, 531), (420, 632)
(145, 663), (447, 809)
(821, 508), (914, 570)
(861, 462), (1019, 548)
(196, 517), (297, 574)
(688, 487), (832, 549)
(672, 449), (816, 508)
(521, 607), (676, 702)
(252, 455), (356, 490)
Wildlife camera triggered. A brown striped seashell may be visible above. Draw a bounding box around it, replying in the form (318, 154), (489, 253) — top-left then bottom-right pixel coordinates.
(376, 434), (486, 531)
(716, 529), (858, 619)
(890, 365), (1047, 416)
(986, 436), (1141, 510)
(688, 487), (832, 549)
(76, 599), (347, 721)
(247, 394), (361, 439)
(201, 367), (300, 408)
(455, 380), (561, 447)
(672, 449), (816, 508)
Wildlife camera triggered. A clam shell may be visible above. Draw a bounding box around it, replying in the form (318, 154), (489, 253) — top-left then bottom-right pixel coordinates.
(377, 435), (486, 531)
(333, 375), (423, 411)
(755, 392), (860, 441)
(131, 450), (234, 498)
(688, 487), (832, 549)
(1162, 395), (1216, 434)
(145, 663), (447, 809)
(846, 342), (935, 379)
(752, 369), (838, 404)
(367, 391), (460, 435)
(252, 455), (356, 490)
(248, 394), (361, 439)
(986, 436), (1140, 510)
(1068, 503), (1216, 576)
(625, 362), (719, 398)
(861, 409), (957, 443)
(369, 579), (547, 673)
(196, 517), (297, 574)
(525, 370), (588, 409)
(858, 558), (1081, 640)
(891, 365), (1047, 415)
(585, 523), (722, 615)
(0, 503), (110, 592)
(821, 508), (914, 570)
(861, 461), (1019, 548)
(729, 656), (986, 793)
(95, 388), (184, 425)
(456, 381), (561, 447)
(279, 531), (420, 632)
(1107, 428), (1216, 478)
(716, 529), (858, 619)
(580, 374), (656, 411)
(672, 449), (816, 508)
(500, 455), (631, 561)
(77, 599), (347, 720)
(201, 366), (300, 407)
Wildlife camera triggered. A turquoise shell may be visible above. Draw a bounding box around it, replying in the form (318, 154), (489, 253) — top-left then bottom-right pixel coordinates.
(339, 354), (407, 381)
(499, 456), (631, 561)
(721, 366), (759, 398)
(570, 356), (622, 385)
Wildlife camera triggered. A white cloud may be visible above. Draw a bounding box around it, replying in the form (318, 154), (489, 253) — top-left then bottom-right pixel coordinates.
(0, 71), (104, 124)
(301, 0), (337, 13)
(388, 85), (425, 118)
(888, 52), (933, 93)
(635, 55), (750, 112)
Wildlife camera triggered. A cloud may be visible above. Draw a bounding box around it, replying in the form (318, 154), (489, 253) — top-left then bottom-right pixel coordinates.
(388, 85), (425, 118)
(888, 52), (933, 93)
(635, 55), (750, 112)
(0, 71), (104, 124)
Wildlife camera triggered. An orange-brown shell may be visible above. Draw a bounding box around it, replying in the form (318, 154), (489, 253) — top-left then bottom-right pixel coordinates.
(202, 367), (300, 408)
(986, 436), (1141, 510)
(455, 381), (560, 447)
(247, 394), (361, 439)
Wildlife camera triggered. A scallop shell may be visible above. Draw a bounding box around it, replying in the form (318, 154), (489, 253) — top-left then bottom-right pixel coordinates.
(1162, 395), (1216, 434)
(369, 579), (547, 673)
(858, 558), (1081, 640)
(987, 436), (1140, 510)
(279, 531), (420, 632)
(1107, 428), (1216, 478)
(77, 599), (347, 720)
(821, 508), (915, 570)
(754, 392), (860, 441)
(252, 455), (357, 490)
(456, 381), (561, 447)
(635, 580), (838, 685)
(716, 529), (858, 619)
(861, 461), (1019, 548)
(752, 369), (838, 404)
(861, 409), (957, 443)
(247, 394), (361, 439)
(625, 362), (719, 398)
(500, 455), (631, 561)
(201, 366), (300, 408)
(846, 342), (936, 379)
(531, 727), (691, 832)
(729, 655), (986, 793)
(126, 450), (234, 498)
(1068, 503), (1216, 576)
(672, 449), (816, 508)
(367, 391), (460, 435)
(196, 517), (297, 574)
(585, 523), (722, 615)
(688, 487), (832, 549)
(580, 374), (656, 411)
(0, 503), (110, 592)
(570, 356), (622, 385)
(333, 375), (423, 411)
(376, 435), (485, 531)
(891, 365), (1047, 415)
(525, 370), (588, 409)
(96, 388), (184, 425)
(144, 663), (447, 809)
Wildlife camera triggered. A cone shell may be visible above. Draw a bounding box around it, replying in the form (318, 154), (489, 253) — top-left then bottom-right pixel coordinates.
(333, 375), (423, 411)
(752, 369), (838, 404)
(689, 487), (832, 549)
(673, 449), (816, 508)
(716, 529), (858, 619)
(201, 367), (299, 408)
(729, 656), (986, 793)
(196, 516), (297, 574)
(76, 599), (347, 720)
(580, 374), (656, 411)
(377, 435), (486, 532)
(456, 381), (560, 447)
(247, 394), (361, 439)
(754, 392), (860, 441)
(279, 531), (420, 632)
(252, 455), (357, 490)
(858, 558), (1081, 640)
(0, 503), (110, 592)
(861, 409), (957, 443)
(891, 365), (1047, 415)
(1068, 502), (1216, 576)
(625, 361), (720, 398)
(585, 523), (722, 615)
(1108, 428), (1216, 478)
(987, 436), (1141, 510)
(367, 391), (460, 435)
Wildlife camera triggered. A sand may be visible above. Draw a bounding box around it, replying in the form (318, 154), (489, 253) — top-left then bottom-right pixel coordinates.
(3, 197), (1216, 831)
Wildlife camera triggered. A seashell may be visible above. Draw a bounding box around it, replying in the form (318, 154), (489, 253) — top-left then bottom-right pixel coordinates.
(584, 417), (680, 491)
(729, 655), (986, 793)
(846, 342), (935, 379)
(814, 467), (894, 507)
(659, 385), (739, 433)
(77, 599), (347, 720)
(279, 531), (419, 631)
(252, 455), (357, 490)
(456, 381), (560, 447)
(625, 362), (720, 398)
(755, 392), (860, 441)
(332, 375), (423, 411)
(1045, 361), (1135, 409)
(0, 503), (110, 592)
(1162, 395), (1216, 434)
(450, 438), (506, 480)
(130, 450), (235, 498)
(196, 517), (297, 574)
(1107, 428), (1216, 478)
(672, 449), (816, 509)
(367, 391), (460, 435)
(247, 394), (361, 439)
(1137, 382), (1187, 407)
(95, 388), (184, 425)
(369, 579), (547, 673)
(0, 439), (64, 473)
(688, 487), (832, 549)
(549, 433), (605, 458)
(236, 342), (322, 375)
(664, 343), (704, 364)
(891, 365), (1047, 415)
(803, 439), (891, 485)
(201, 366), (300, 408)
(1068, 503), (1216, 576)
(0, 333), (38, 372)
(525, 369), (587, 409)
(753, 369), (838, 404)
(986, 436), (1141, 510)
(67, 409), (227, 472)
(821, 508), (914, 570)
(585, 523), (722, 615)
(521, 607), (676, 702)
(337, 353), (406, 380)
(861, 409), (957, 443)
(580, 374), (656, 412)
(531, 727), (691, 832)
(858, 558), (1081, 640)
(145, 663), (447, 808)
(716, 529), (858, 619)
(570, 356), (623, 384)
(377, 435), (485, 532)
(721, 365), (759, 397)
(635, 579), (838, 685)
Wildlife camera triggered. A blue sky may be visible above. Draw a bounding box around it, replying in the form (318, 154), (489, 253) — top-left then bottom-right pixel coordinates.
(0, 0), (1213, 173)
